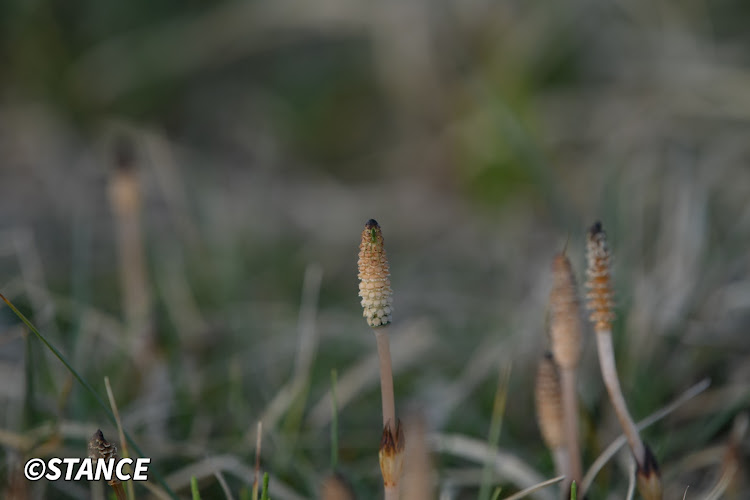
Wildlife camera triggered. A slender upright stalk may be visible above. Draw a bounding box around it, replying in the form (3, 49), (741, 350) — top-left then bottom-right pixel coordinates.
(108, 137), (151, 335)
(549, 254), (584, 490)
(88, 430), (126, 500)
(586, 222), (661, 500)
(358, 219), (402, 499)
(535, 354), (569, 482)
(374, 326), (396, 427)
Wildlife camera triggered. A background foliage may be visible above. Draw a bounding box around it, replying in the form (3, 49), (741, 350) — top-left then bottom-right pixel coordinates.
(1, 0), (749, 498)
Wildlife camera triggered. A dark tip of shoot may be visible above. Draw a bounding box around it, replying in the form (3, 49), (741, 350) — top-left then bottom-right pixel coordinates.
(113, 136), (136, 172)
(638, 444), (661, 477)
(636, 444), (663, 500)
(589, 221), (603, 237)
(365, 219), (379, 228)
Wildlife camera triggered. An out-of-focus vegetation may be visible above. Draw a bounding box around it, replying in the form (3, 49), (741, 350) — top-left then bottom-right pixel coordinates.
(1, 0), (750, 498)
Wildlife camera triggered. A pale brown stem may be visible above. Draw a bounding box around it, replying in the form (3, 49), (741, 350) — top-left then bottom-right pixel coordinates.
(551, 447), (569, 484)
(384, 485), (399, 500)
(595, 329), (646, 466)
(110, 171), (151, 330)
(560, 368), (582, 488)
(373, 325), (396, 428)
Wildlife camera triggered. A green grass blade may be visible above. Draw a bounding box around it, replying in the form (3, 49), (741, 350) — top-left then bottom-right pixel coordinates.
(191, 476), (202, 500)
(331, 369), (339, 470)
(490, 487), (502, 500)
(260, 472), (270, 500)
(478, 364), (512, 500)
(0, 293), (179, 500)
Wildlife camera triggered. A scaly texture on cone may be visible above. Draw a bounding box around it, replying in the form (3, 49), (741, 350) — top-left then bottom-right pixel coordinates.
(379, 419), (405, 488)
(586, 222), (616, 331)
(88, 429), (119, 462)
(88, 429), (121, 486)
(550, 254), (583, 369)
(535, 353), (565, 449)
(636, 445), (663, 500)
(358, 219), (393, 327)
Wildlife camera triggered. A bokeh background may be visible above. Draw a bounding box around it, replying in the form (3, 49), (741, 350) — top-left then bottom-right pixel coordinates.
(1, 0), (749, 498)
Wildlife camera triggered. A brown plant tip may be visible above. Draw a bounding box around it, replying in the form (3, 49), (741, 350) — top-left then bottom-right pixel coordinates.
(550, 254), (583, 369)
(88, 430), (119, 462)
(113, 136), (136, 172)
(88, 429), (121, 486)
(636, 445), (662, 500)
(379, 419), (405, 487)
(358, 219), (393, 327)
(585, 221), (615, 331)
(535, 353), (565, 449)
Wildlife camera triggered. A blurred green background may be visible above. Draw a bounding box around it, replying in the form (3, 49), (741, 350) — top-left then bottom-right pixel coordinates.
(1, 0), (749, 498)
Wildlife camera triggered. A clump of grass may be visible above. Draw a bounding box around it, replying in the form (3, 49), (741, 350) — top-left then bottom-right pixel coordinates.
(0, 292), (179, 500)
(586, 221), (662, 500)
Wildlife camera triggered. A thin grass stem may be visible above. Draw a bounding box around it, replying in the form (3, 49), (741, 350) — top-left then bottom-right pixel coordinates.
(478, 365), (511, 500)
(501, 476), (565, 500)
(105, 376), (135, 500)
(330, 369), (339, 470)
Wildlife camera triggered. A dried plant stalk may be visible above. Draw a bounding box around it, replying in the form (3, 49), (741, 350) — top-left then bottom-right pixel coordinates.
(358, 219), (402, 498)
(379, 420), (405, 500)
(108, 137), (151, 333)
(550, 255), (583, 370)
(535, 354), (569, 482)
(88, 429), (126, 500)
(586, 221), (661, 500)
(549, 254), (584, 489)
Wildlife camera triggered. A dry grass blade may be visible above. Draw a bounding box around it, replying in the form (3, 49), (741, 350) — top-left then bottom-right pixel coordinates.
(625, 456), (636, 500)
(701, 412), (747, 500)
(105, 376), (135, 500)
(253, 422), (262, 500)
(259, 264), (322, 431)
(428, 433), (552, 500)
(501, 476), (565, 500)
(581, 378), (711, 494)
(213, 471), (234, 500)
